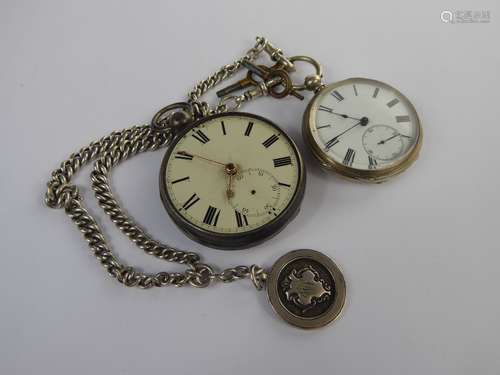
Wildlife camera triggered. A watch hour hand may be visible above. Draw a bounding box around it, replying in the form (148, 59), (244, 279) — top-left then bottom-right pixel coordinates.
(225, 163), (238, 199)
(319, 106), (366, 122)
(226, 174), (234, 199)
(332, 112), (361, 121)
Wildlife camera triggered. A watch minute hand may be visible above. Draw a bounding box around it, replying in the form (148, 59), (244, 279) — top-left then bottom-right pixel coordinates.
(177, 151), (226, 166)
(324, 121), (361, 150)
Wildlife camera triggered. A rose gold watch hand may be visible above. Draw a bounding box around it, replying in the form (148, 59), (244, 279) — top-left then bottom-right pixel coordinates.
(225, 163), (238, 199)
(177, 151), (226, 166)
(226, 174), (234, 199)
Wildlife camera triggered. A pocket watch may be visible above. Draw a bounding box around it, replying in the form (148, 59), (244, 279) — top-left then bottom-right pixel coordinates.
(302, 75), (422, 182)
(45, 36), (417, 330)
(159, 112), (305, 250)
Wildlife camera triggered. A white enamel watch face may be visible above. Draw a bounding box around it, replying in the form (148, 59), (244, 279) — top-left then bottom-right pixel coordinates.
(160, 113), (305, 249)
(305, 78), (421, 178)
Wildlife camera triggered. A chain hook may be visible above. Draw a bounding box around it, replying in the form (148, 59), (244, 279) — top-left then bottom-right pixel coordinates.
(288, 55), (324, 93)
(188, 37), (325, 117)
(151, 102), (193, 134)
(259, 37), (295, 72)
(218, 95), (242, 112)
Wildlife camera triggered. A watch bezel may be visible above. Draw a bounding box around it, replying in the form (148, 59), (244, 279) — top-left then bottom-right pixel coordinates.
(303, 77), (423, 183)
(159, 111), (306, 250)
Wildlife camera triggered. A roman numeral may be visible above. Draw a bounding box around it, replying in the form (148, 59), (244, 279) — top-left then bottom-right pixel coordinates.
(203, 206), (220, 226)
(319, 105), (333, 113)
(386, 98), (399, 108)
(353, 84), (358, 96)
(278, 182), (291, 187)
(171, 176), (189, 184)
(262, 134), (279, 148)
(317, 124), (331, 129)
(396, 115), (410, 123)
(331, 90), (344, 101)
(221, 121), (226, 135)
(324, 138), (339, 150)
(192, 130), (210, 144)
(235, 210), (248, 227)
(368, 156), (378, 169)
(175, 152), (193, 160)
(273, 156), (292, 167)
(244, 122), (254, 136)
(182, 193), (200, 210)
(343, 148), (356, 166)
(372, 87), (380, 98)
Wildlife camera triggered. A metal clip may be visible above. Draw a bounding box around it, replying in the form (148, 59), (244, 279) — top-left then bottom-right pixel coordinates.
(260, 37), (295, 72)
(151, 102), (193, 134)
(288, 56), (324, 93)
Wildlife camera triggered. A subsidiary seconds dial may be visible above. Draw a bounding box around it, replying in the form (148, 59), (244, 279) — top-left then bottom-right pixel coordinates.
(362, 125), (405, 161)
(303, 77), (422, 182)
(229, 168), (281, 217)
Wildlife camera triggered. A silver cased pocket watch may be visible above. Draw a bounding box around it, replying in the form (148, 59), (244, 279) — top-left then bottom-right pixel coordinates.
(159, 112), (305, 250)
(47, 37), (436, 329)
(303, 77), (422, 182)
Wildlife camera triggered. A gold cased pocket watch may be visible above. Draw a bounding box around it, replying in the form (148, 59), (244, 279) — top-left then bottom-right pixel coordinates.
(303, 77), (422, 183)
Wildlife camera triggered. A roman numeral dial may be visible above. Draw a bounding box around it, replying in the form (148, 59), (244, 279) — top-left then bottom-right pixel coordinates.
(235, 210), (248, 227)
(192, 129), (210, 144)
(324, 138), (339, 151)
(203, 206), (221, 226)
(262, 134), (279, 148)
(182, 193), (200, 210)
(343, 148), (356, 166)
(171, 176), (189, 184)
(162, 114), (303, 241)
(273, 156), (292, 167)
(331, 90), (344, 101)
(309, 77), (421, 175)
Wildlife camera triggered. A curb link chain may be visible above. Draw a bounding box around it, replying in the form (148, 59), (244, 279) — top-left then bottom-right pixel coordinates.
(45, 124), (267, 289)
(187, 37), (266, 118)
(187, 36), (298, 118)
(43, 37), (286, 290)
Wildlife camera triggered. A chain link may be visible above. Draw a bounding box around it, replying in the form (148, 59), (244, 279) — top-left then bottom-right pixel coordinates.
(187, 36), (267, 118)
(44, 37), (276, 290)
(45, 124), (267, 289)
(186, 36), (323, 118)
(187, 36), (301, 117)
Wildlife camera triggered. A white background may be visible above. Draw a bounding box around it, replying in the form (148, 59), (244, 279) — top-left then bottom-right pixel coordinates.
(1, 1), (499, 374)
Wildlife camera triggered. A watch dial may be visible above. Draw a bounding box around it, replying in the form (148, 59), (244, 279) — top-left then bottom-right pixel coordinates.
(163, 114), (301, 234)
(310, 78), (420, 171)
